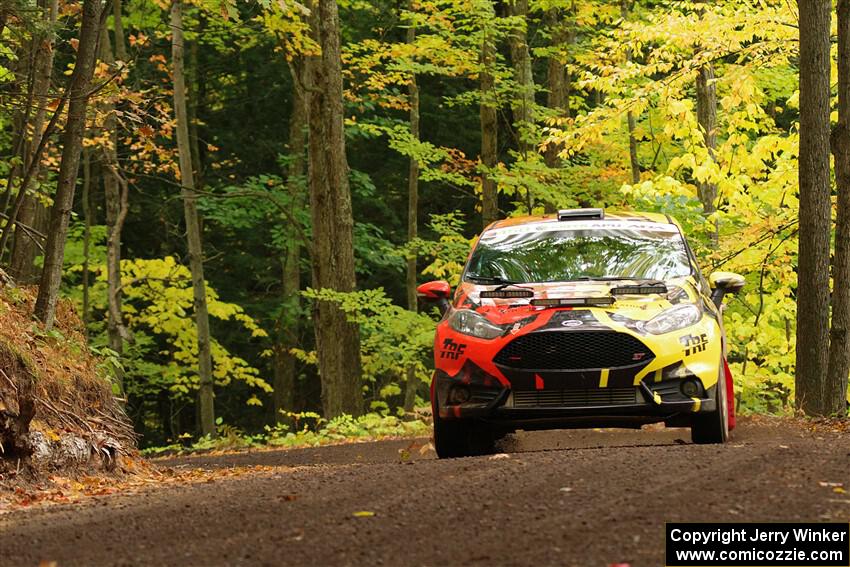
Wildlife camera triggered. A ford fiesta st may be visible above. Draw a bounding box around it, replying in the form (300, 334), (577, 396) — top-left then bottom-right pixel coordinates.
(418, 209), (745, 458)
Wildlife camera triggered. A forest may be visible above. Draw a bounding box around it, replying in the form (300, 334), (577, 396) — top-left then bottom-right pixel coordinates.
(0, 0), (848, 450)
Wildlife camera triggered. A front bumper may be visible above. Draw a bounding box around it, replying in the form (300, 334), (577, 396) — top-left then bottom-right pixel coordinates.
(432, 306), (725, 427)
(433, 365), (717, 427)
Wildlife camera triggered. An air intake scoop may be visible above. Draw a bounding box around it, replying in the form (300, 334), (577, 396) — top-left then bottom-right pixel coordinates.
(557, 208), (604, 221)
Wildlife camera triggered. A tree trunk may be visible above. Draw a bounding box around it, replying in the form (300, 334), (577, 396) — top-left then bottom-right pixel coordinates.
(480, 16), (498, 228)
(273, 63), (307, 423)
(8, 0), (57, 282)
(544, 10), (570, 125)
(621, 0), (641, 186)
(404, 15), (421, 414)
(306, 0), (363, 418)
(827, 0), (850, 415)
(113, 0), (126, 61)
(8, 190), (47, 283)
(627, 111), (640, 184)
(507, 0), (534, 155)
(506, 0), (534, 213)
(2, 34), (34, 226)
(81, 148), (92, 328)
(274, 239), (301, 422)
(171, 0), (215, 436)
(796, 0), (833, 415)
(543, 8), (571, 213)
(695, 63), (719, 244)
(188, 33), (205, 189)
(100, 22), (129, 391)
(34, 0), (104, 328)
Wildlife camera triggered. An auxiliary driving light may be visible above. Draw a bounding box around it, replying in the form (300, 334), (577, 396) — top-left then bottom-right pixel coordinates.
(448, 385), (471, 405)
(681, 379), (701, 397)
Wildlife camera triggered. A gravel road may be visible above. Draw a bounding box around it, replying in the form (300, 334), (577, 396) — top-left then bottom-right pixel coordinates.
(2, 417), (849, 566)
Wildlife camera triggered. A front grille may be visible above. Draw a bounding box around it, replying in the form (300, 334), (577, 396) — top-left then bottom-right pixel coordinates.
(493, 331), (653, 370)
(512, 388), (640, 408)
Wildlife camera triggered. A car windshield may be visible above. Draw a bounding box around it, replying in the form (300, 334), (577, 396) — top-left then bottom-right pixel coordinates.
(465, 225), (692, 284)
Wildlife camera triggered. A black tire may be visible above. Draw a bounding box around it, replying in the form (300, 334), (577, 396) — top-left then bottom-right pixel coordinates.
(691, 372), (729, 444)
(433, 412), (495, 458)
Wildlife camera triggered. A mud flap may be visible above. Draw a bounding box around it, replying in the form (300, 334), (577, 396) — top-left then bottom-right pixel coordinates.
(724, 358), (736, 431)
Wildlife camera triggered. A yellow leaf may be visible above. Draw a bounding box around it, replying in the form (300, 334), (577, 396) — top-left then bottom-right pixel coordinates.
(353, 511), (375, 517)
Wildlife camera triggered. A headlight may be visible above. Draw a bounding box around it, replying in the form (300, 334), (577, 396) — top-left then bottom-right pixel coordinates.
(448, 309), (505, 339)
(642, 304), (701, 335)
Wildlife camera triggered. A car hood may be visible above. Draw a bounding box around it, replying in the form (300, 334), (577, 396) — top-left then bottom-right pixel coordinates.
(453, 277), (701, 325)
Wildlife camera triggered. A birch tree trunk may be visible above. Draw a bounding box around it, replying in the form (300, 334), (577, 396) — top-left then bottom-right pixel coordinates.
(34, 0), (104, 328)
(171, 0), (215, 435)
(796, 0), (833, 415)
(306, 0), (363, 418)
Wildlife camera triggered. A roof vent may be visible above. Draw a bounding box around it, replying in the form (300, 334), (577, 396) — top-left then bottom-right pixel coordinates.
(557, 208), (604, 221)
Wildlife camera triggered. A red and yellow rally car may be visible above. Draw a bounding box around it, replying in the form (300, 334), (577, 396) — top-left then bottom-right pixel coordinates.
(418, 209), (745, 458)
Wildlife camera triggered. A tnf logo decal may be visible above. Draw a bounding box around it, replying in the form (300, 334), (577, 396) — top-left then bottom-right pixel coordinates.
(441, 338), (467, 360)
(680, 333), (708, 356)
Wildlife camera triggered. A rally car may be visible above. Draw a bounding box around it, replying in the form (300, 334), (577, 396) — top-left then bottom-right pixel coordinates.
(417, 209), (745, 458)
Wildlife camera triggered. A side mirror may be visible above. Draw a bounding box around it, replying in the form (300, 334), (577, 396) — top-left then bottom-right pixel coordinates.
(709, 271), (745, 308)
(417, 281), (451, 315)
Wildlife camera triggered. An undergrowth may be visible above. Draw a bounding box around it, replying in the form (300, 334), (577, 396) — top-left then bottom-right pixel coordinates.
(143, 411), (430, 457)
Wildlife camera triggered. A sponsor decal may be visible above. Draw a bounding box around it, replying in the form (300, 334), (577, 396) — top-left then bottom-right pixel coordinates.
(480, 221), (680, 240)
(562, 320), (584, 327)
(440, 338), (467, 360)
(680, 333), (708, 356)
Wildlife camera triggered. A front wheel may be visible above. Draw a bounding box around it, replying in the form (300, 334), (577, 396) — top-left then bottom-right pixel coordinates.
(433, 412), (495, 458)
(691, 375), (729, 444)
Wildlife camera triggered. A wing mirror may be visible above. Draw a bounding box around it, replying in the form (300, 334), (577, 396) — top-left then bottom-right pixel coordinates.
(417, 281), (451, 315)
(709, 271), (745, 308)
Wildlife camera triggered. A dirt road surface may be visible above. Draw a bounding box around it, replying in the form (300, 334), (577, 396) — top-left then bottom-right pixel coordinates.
(2, 417), (849, 566)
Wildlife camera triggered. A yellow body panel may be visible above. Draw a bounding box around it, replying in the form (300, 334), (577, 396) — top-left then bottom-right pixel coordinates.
(589, 303), (722, 391)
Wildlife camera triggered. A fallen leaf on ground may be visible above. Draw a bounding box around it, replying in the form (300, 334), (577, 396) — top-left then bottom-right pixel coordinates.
(1, 462), (282, 513)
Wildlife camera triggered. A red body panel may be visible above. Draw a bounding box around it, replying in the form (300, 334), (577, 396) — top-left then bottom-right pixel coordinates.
(724, 357), (736, 430)
(417, 281), (451, 300)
